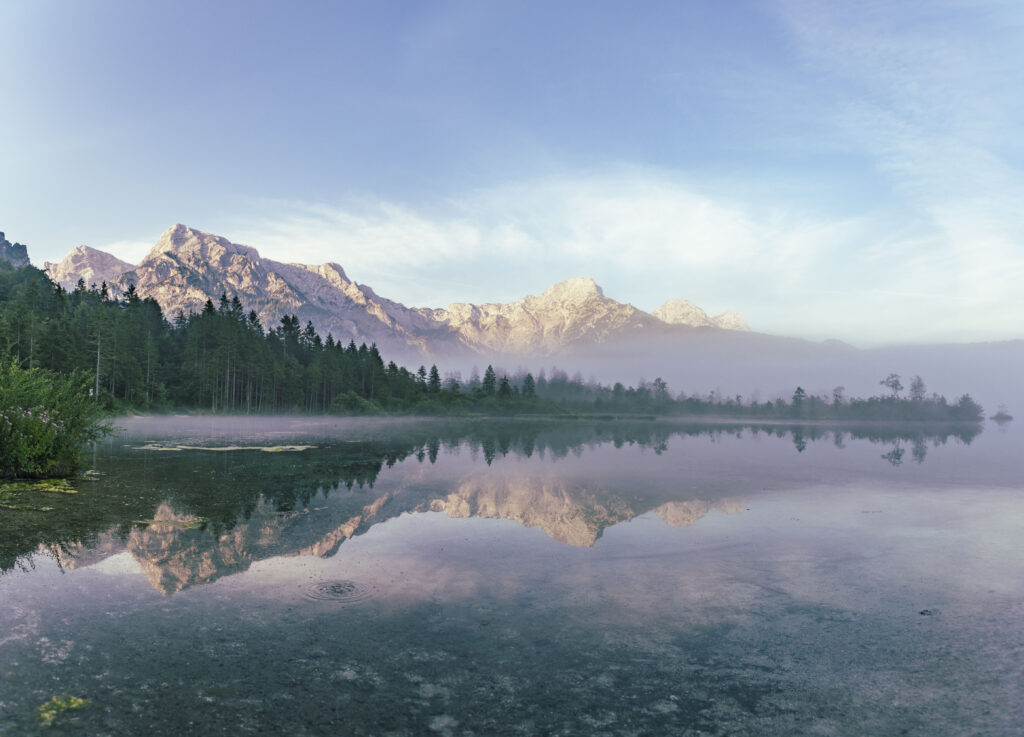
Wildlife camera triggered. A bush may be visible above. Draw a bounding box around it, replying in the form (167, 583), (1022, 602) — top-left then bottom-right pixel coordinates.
(329, 390), (384, 415)
(0, 361), (111, 478)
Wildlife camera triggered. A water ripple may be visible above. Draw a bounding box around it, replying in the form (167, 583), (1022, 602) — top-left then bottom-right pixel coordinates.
(303, 580), (373, 605)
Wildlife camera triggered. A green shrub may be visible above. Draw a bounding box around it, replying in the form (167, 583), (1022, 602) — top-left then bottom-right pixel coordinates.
(0, 361), (111, 478)
(329, 390), (384, 415)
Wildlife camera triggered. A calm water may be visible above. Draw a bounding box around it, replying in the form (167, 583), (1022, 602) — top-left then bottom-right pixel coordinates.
(1, 416), (1022, 736)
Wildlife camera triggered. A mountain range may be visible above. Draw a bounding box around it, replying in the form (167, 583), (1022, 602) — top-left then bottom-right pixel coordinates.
(18, 223), (1024, 409)
(42, 224), (749, 362)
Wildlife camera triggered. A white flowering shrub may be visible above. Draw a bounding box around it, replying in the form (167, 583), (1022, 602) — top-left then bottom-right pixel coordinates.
(0, 362), (110, 478)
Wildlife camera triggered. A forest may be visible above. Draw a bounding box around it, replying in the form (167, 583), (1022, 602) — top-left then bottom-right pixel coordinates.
(0, 260), (984, 422)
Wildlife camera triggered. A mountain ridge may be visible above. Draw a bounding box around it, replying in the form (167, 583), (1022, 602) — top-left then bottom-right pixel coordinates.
(40, 223), (751, 361)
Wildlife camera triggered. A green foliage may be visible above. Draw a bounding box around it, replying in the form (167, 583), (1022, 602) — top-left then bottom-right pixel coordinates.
(522, 372), (536, 398)
(330, 390), (384, 415)
(0, 361), (109, 478)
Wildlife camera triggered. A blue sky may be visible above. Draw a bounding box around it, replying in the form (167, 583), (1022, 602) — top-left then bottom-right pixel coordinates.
(2, 0), (1022, 345)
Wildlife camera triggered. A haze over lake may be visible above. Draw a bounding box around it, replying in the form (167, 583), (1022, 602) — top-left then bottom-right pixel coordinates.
(1, 416), (1021, 735)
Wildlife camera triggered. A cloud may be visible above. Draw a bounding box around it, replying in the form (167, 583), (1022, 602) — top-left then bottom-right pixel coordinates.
(775, 3), (1024, 285)
(225, 157), (1024, 345)
(233, 173), (851, 302)
(91, 239), (153, 265)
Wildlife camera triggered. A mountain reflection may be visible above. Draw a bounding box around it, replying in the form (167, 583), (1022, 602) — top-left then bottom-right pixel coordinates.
(1, 419), (983, 590)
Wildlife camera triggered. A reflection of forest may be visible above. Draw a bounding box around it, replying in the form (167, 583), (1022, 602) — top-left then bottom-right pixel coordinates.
(780, 424), (980, 464)
(1, 420), (983, 588)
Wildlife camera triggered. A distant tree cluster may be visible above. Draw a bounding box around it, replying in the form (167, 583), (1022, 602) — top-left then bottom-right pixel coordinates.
(0, 261), (986, 423)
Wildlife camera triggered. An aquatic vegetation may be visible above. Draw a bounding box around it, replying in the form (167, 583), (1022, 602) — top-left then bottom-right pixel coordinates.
(37, 695), (91, 727)
(0, 478), (77, 511)
(0, 478), (77, 494)
(0, 361), (110, 479)
(133, 516), (210, 530)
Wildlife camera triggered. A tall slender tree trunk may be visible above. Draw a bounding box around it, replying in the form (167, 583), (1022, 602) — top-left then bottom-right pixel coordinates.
(94, 332), (101, 401)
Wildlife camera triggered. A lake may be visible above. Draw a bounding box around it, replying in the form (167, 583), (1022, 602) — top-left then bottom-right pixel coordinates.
(1, 416), (1022, 736)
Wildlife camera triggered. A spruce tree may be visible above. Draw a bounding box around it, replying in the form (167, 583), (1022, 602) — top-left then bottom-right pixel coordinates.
(482, 365), (497, 395)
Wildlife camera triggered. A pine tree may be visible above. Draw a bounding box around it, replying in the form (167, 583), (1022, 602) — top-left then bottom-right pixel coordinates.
(482, 365), (497, 395)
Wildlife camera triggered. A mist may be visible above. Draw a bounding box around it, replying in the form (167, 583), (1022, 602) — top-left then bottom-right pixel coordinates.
(428, 332), (1024, 416)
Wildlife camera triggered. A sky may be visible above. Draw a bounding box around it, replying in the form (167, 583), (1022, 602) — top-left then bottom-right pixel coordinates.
(2, 0), (1022, 346)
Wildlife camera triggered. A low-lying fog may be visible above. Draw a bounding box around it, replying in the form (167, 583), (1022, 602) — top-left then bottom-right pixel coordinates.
(435, 334), (1024, 415)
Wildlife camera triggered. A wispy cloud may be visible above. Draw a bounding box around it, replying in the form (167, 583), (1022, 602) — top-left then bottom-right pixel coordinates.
(234, 172), (853, 304)
(223, 168), (1017, 344)
(774, 1), (1024, 322)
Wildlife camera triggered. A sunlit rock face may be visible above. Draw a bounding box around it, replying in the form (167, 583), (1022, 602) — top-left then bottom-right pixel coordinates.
(417, 278), (671, 356)
(43, 245), (135, 291)
(0, 232), (30, 268)
(709, 312), (749, 331)
(114, 224), (461, 361)
(652, 299), (749, 331)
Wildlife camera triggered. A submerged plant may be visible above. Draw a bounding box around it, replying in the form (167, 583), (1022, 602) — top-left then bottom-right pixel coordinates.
(37, 695), (91, 727)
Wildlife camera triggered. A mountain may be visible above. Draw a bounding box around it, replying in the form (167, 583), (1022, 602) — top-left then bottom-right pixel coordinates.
(43, 224), (750, 362)
(115, 224), (462, 359)
(415, 277), (670, 355)
(0, 231), (30, 268)
(653, 298), (749, 331)
(43, 245), (135, 291)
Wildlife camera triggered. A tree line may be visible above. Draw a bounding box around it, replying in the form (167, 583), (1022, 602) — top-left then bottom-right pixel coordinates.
(0, 260), (984, 421)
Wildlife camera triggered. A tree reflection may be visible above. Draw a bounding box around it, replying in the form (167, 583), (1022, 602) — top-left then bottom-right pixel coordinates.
(0, 418), (986, 576)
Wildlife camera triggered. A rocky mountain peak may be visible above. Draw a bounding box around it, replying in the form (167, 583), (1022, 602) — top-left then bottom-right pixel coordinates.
(653, 299), (711, 326)
(147, 224), (260, 267)
(0, 231), (30, 268)
(44, 245), (135, 291)
(539, 277), (604, 304)
(710, 312), (749, 331)
(653, 298), (749, 331)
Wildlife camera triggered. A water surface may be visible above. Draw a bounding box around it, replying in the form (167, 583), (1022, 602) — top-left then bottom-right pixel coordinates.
(1, 417), (1021, 735)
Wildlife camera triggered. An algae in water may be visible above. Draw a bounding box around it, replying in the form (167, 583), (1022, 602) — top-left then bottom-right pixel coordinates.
(38, 695), (91, 727)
